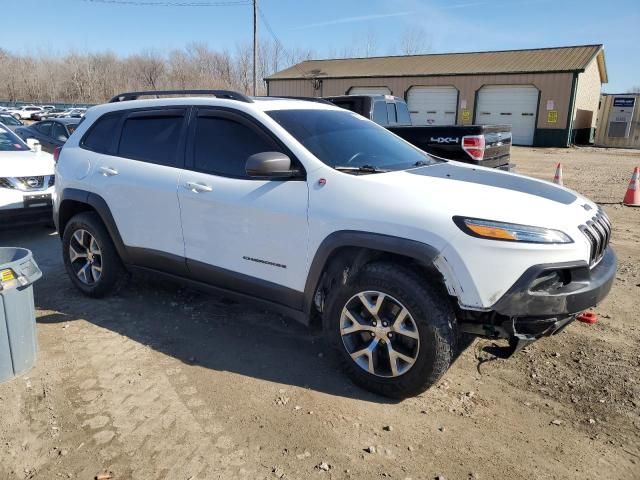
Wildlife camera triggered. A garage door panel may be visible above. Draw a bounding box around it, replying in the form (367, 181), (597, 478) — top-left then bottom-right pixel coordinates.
(407, 86), (458, 126)
(348, 86), (391, 96)
(476, 85), (538, 145)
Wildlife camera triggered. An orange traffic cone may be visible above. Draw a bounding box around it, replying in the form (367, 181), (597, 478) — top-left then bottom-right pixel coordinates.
(553, 163), (563, 186)
(623, 166), (640, 207)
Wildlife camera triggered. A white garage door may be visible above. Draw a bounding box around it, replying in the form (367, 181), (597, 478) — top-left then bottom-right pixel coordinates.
(406, 86), (458, 125)
(476, 85), (539, 145)
(348, 86), (391, 96)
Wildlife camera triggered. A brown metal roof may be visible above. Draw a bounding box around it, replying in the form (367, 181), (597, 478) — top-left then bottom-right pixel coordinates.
(266, 44), (607, 82)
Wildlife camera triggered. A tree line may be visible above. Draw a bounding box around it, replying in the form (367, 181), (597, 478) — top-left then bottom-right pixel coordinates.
(0, 41), (313, 104)
(0, 27), (431, 104)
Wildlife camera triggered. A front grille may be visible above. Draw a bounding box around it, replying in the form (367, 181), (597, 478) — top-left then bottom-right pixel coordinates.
(579, 209), (612, 267)
(0, 178), (15, 189)
(16, 176), (45, 190)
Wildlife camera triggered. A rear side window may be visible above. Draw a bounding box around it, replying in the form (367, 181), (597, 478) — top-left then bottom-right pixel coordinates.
(82, 112), (124, 154)
(118, 110), (184, 166)
(372, 101), (388, 125)
(397, 103), (411, 124)
(35, 122), (52, 136)
(52, 122), (68, 141)
(386, 103), (397, 124)
(192, 115), (278, 178)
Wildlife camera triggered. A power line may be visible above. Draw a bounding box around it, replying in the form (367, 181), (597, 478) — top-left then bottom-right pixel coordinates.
(256, 5), (315, 86)
(79, 0), (250, 6)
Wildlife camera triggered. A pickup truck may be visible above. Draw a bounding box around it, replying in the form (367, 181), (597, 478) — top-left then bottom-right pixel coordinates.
(324, 94), (512, 170)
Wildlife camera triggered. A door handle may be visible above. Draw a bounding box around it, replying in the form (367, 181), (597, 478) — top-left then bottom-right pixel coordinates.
(185, 181), (213, 193)
(99, 166), (119, 177)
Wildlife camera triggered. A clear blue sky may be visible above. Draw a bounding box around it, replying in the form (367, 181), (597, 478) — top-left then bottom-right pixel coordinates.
(3, 0), (639, 92)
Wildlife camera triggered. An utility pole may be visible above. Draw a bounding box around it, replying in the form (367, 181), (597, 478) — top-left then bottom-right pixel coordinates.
(253, 0), (258, 96)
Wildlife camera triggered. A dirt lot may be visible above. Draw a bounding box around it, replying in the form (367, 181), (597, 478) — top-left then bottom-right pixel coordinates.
(0, 147), (639, 480)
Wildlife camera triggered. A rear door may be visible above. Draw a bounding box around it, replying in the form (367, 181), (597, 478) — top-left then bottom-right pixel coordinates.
(87, 108), (189, 273)
(33, 121), (54, 151)
(49, 122), (69, 153)
(178, 108), (309, 304)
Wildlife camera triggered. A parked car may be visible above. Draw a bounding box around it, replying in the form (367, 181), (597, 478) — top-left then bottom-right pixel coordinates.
(32, 108), (66, 121)
(0, 124), (55, 226)
(0, 113), (24, 132)
(15, 118), (81, 154)
(6, 105), (44, 120)
(54, 90), (615, 398)
(324, 95), (512, 170)
(61, 107), (87, 118)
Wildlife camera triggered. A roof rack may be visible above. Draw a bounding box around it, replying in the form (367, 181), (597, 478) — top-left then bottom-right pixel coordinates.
(270, 96), (334, 105)
(108, 90), (253, 103)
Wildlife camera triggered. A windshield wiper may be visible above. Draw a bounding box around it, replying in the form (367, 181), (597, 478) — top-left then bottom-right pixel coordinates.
(413, 160), (432, 167)
(333, 164), (390, 174)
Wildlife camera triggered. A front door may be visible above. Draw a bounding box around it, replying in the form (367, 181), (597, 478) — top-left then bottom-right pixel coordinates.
(177, 108), (309, 308)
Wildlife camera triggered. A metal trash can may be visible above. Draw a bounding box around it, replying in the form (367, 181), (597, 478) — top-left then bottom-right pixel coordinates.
(0, 247), (42, 383)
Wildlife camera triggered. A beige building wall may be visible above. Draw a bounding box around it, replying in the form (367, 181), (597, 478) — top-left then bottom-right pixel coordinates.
(267, 72), (575, 130)
(595, 95), (640, 148)
(573, 58), (602, 130)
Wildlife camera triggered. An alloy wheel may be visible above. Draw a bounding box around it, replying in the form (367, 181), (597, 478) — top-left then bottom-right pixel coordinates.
(69, 229), (103, 285)
(340, 291), (420, 378)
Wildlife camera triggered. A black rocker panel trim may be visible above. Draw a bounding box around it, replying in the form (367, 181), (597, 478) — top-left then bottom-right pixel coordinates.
(128, 265), (307, 324)
(303, 231), (440, 315)
(187, 257), (303, 311)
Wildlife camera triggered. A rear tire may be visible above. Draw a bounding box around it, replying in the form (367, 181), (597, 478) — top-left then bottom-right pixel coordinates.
(62, 211), (125, 298)
(324, 262), (456, 399)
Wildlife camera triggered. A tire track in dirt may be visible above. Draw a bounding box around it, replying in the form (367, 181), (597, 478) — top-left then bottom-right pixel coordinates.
(52, 320), (262, 479)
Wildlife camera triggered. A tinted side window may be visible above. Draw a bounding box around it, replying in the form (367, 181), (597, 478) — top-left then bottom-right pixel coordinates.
(386, 103), (397, 124)
(82, 112), (124, 154)
(118, 111), (184, 166)
(397, 102), (411, 124)
(35, 122), (52, 136)
(193, 116), (278, 178)
(372, 101), (388, 125)
(52, 122), (68, 141)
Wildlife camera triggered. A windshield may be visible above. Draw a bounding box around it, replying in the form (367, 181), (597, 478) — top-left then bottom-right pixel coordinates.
(0, 115), (21, 126)
(266, 109), (440, 171)
(0, 128), (29, 152)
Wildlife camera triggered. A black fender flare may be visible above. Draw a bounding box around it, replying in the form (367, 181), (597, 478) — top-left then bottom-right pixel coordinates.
(302, 231), (440, 316)
(58, 188), (130, 264)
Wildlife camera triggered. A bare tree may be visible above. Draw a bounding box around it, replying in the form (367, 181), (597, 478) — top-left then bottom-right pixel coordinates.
(398, 26), (431, 55)
(628, 86), (640, 94)
(128, 51), (166, 90)
(0, 42), (316, 104)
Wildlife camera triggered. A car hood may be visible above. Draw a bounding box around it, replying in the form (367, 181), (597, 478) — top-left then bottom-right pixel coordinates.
(0, 150), (55, 177)
(366, 161), (597, 230)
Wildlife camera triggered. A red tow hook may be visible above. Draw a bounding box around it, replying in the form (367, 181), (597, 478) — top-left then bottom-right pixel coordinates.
(576, 311), (598, 324)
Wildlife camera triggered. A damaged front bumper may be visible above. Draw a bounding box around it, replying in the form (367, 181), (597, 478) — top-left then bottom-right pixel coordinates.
(458, 247), (617, 357)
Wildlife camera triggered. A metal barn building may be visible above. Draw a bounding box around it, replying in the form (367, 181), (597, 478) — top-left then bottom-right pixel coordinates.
(265, 44), (608, 147)
(595, 94), (640, 149)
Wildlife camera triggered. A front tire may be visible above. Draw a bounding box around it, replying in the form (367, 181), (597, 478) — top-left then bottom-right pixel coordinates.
(325, 262), (456, 399)
(62, 212), (125, 298)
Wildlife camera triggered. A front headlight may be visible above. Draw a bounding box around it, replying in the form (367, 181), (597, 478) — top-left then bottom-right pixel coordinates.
(453, 216), (573, 244)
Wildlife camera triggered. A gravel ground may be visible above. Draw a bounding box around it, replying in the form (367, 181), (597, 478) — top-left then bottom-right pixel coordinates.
(0, 146), (638, 480)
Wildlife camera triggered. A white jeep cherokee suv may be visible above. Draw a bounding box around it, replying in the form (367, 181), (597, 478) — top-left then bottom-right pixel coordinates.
(53, 90), (616, 398)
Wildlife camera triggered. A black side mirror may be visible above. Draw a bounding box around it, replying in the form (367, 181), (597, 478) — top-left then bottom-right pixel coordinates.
(246, 152), (295, 178)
